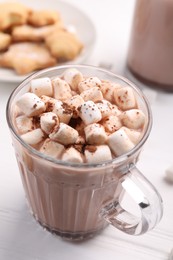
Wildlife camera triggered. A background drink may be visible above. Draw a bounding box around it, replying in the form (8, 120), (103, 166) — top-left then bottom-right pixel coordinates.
(127, 0), (173, 91)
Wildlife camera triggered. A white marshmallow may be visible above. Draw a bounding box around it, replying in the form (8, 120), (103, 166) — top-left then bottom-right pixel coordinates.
(21, 128), (45, 146)
(80, 87), (103, 102)
(40, 95), (57, 111)
(52, 77), (72, 100)
(114, 86), (136, 111)
(96, 100), (113, 118)
(65, 95), (84, 117)
(40, 112), (59, 134)
(15, 115), (34, 134)
(75, 135), (85, 144)
(122, 126), (142, 145)
(14, 104), (23, 117)
(53, 100), (72, 124)
(40, 138), (65, 158)
(121, 109), (146, 129)
(63, 68), (83, 91)
(111, 104), (122, 116)
(78, 77), (101, 93)
(49, 123), (79, 145)
(107, 128), (135, 156)
(62, 147), (83, 163)
(40, 95), (51, 103)
(102, 115), (122, 133)
(96, 100), (122, 118)
(84, 123), (107, 145)
(165, 164), (173, 184)
(100, 81), (120, 103)
(168, 248), (173, 260)
(85, 145), (112, 163)
(79, 101), (102, 125)
(30, 77), (53, 97)
(71, 90), (78, 96)
(16, 93), (46, 117)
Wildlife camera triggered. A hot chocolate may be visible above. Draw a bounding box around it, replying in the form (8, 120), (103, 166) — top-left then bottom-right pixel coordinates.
(6, 65), (162, 240)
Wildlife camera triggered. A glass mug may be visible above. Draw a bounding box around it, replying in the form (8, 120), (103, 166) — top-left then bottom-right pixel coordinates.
(6, 65), (163, 241)
(127, 0), (173, 91)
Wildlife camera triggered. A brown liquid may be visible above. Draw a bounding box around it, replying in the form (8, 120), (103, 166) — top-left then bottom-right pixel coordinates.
(127, 0), (173, 91)
(14, 138), (134, 240)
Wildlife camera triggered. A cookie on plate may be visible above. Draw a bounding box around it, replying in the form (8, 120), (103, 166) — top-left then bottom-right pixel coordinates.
(28, 10), (61, 27)
(0, 42), (57, 75)
(45, 29), (83, 61)
(0, 32), (11, 51)
(12, 23), (63, 42)
(0, 2), (31, 32)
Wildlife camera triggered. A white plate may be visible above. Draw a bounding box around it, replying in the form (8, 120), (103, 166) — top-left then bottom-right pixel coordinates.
(0, 0), (96, 83)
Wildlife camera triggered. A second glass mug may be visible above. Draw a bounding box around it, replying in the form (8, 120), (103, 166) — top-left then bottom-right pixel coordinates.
(6, 65), (163, 240)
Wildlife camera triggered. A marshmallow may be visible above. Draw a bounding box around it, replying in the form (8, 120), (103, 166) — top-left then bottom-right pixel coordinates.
(165, 164), (173, 184)
(121, 109), (146, 129)
(40, 112), (59, 134)
(79, 101), (102, 125)
(168, 248), (173, 260)
(107, 128), (135, 156)
(111, 104), (122, 117)
(30, 77), (53, 97)
(84, 123), (107, 144)
(40, 95), (57, 111)
(15, 115), (34, 134)
(40, 138), (65, 158)
(40, 95), (51, 103)
(78, 77), (101, 93)
(65, 95), (84, 117)
(122, 126), (142, 145)
(63, 68), (83, 91)
(16, 93), (46, 117)
(53, 100), (72, 124)
(100, 81), (120, 103)
(102, 115), (122, 133)
(49, 123), (79, 145)
(85, 145), (112, 163)
(21, 128), (45, 146)
(71, 90), (78, 96)
(75, 135), (85, 144)
(96, 100), (122, 118)
(14, 104), (23, 118)
(80, 87), (103, 102)
(62, 147), (83, 163)
(96, 100), (113, 118)
(114, 86), (136, 111)
(52, 77), (72, 100)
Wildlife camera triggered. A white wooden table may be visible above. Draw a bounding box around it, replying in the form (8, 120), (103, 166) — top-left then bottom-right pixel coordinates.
(0, 0), (173, 259)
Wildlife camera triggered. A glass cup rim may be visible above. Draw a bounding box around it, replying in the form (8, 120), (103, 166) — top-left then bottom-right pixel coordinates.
(6, 64), (152, 169)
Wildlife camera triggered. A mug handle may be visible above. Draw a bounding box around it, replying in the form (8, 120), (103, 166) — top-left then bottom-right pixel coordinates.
(100, 164), (163, 235)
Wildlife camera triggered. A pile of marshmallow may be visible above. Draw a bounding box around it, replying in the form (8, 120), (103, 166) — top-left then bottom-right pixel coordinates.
(14, 68), (146, 164)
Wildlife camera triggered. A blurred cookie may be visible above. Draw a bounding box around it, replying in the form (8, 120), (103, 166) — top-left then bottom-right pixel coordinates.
(0, 42), (56, 75)
(0, 32), (11, 51)
(12, 23), (63, 42)
(45, 29), (83, 61)
(0, 2), (31, 31)
(28, 10), (61, 27)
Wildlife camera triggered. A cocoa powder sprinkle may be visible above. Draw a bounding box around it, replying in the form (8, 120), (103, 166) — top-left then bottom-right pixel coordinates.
(85, 145), (97, 153)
